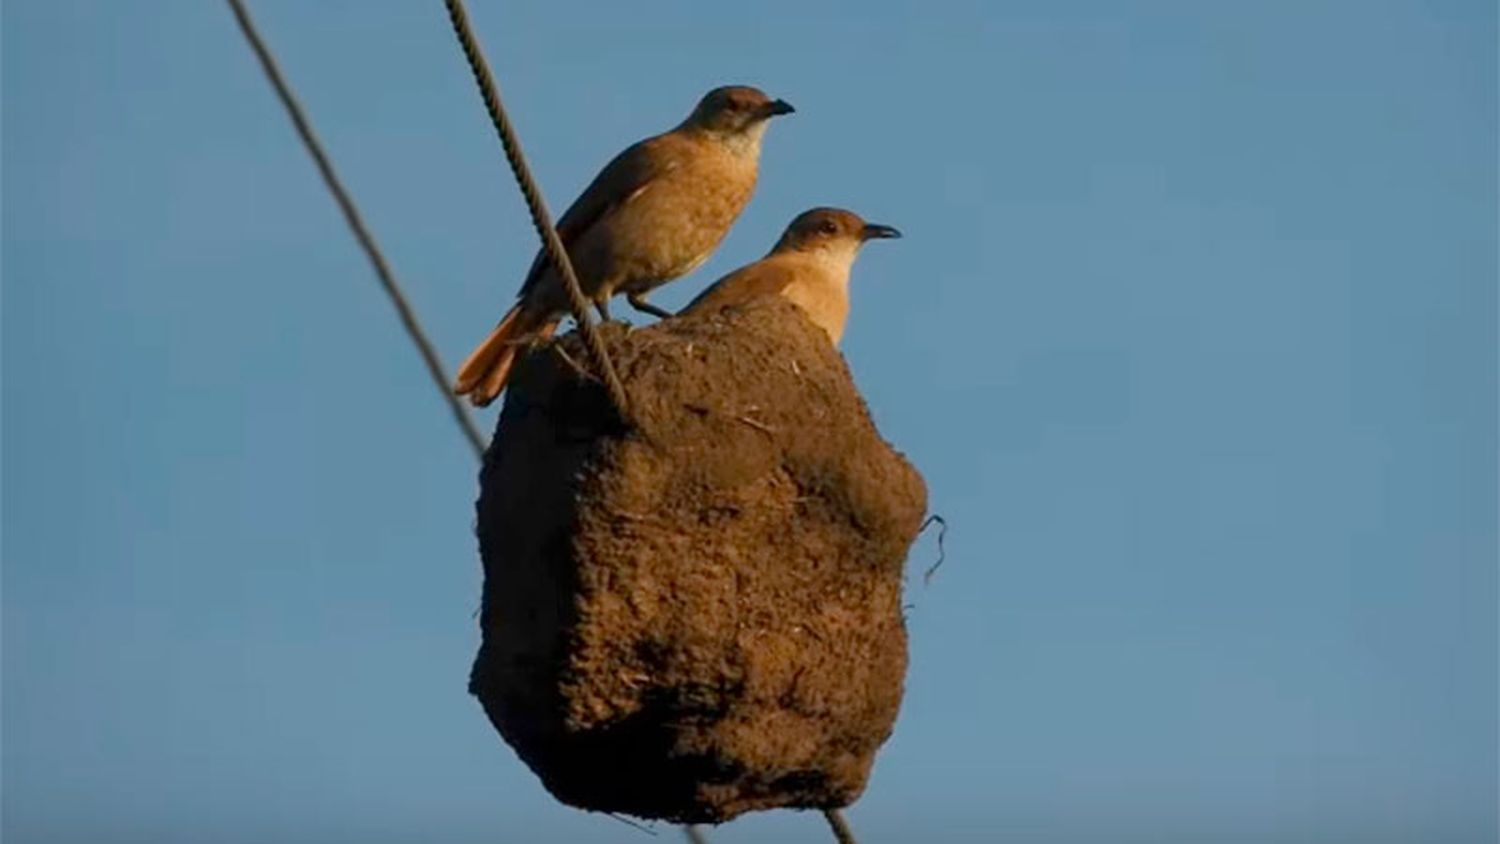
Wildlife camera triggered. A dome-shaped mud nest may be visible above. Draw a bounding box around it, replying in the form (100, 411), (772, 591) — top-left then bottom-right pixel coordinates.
(470, 298), (927, 824)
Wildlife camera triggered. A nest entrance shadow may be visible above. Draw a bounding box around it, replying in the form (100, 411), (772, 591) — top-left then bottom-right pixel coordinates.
(471, 299), (927, 824)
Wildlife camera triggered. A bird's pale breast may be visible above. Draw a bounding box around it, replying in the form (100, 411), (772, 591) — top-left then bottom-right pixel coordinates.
(603, 141), (758, 296)
(686, 251), (853, 345)
(778, 252), (852, 344)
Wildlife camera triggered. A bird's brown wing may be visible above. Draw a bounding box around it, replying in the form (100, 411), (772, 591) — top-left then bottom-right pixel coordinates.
(683, 257), (797, 313)
(516, 133), (682, 299)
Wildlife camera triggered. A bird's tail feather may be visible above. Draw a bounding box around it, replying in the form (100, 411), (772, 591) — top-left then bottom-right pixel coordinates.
(454, 305), (557, 407)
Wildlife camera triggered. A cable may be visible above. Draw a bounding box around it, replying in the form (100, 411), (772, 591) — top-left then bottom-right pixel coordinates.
(441, 0), (631, 416)
(823, 809), (858, 844)
(234, 5), (864, 842)
(226, 0), (487, 459)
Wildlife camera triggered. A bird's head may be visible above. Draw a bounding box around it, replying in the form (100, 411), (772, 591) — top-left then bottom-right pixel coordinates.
(684, 85), (794, 141)
(773, 207), (901, 261)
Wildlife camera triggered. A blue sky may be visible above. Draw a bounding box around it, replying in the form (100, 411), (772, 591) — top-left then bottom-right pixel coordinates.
(3, 1), (1495, 842)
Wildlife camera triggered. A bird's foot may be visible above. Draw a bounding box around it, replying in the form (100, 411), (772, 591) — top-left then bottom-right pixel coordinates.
(627, 293), (674, 321)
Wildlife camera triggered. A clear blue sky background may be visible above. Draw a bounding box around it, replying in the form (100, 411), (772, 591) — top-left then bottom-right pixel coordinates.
(3, 2), (1495, 842)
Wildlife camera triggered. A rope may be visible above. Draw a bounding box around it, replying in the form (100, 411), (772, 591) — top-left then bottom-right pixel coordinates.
(226, 0), (487, 459)
(442, 4), (702, 839)
(822, 809), (858, 844)
(234, 5), (861, 842)
(444, 7), (858, 843)
(441, 0), (631, 416)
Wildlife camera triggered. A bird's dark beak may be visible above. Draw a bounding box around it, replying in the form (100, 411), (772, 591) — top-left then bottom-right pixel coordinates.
(861, 223), (902, 240)
(764, 99), (795, 117)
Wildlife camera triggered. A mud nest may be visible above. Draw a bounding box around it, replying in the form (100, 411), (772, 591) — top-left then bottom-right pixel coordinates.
(470, 298), (927, 824)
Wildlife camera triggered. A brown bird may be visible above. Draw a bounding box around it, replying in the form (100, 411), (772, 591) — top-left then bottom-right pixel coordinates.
(682, 207), (900, 344)
(455, 85), (794, 406)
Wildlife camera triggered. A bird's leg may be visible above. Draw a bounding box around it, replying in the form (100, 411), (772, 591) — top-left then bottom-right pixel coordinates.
(627, 292), (675, 320)
(593, 297), (612, 323)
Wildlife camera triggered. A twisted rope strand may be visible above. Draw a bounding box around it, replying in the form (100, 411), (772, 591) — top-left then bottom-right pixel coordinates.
(823, 809), (858, 844)
(231, 6), (744, 843)
(441, 0), (630, 415)
(441, 6), (866, 844)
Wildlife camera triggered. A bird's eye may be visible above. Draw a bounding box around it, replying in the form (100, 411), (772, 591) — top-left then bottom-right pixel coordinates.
(819, 220), (839, 235)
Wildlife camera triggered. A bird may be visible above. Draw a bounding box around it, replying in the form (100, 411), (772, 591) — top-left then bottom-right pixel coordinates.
(454, 85), (795, 407)
(681, 207), (900, 345)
